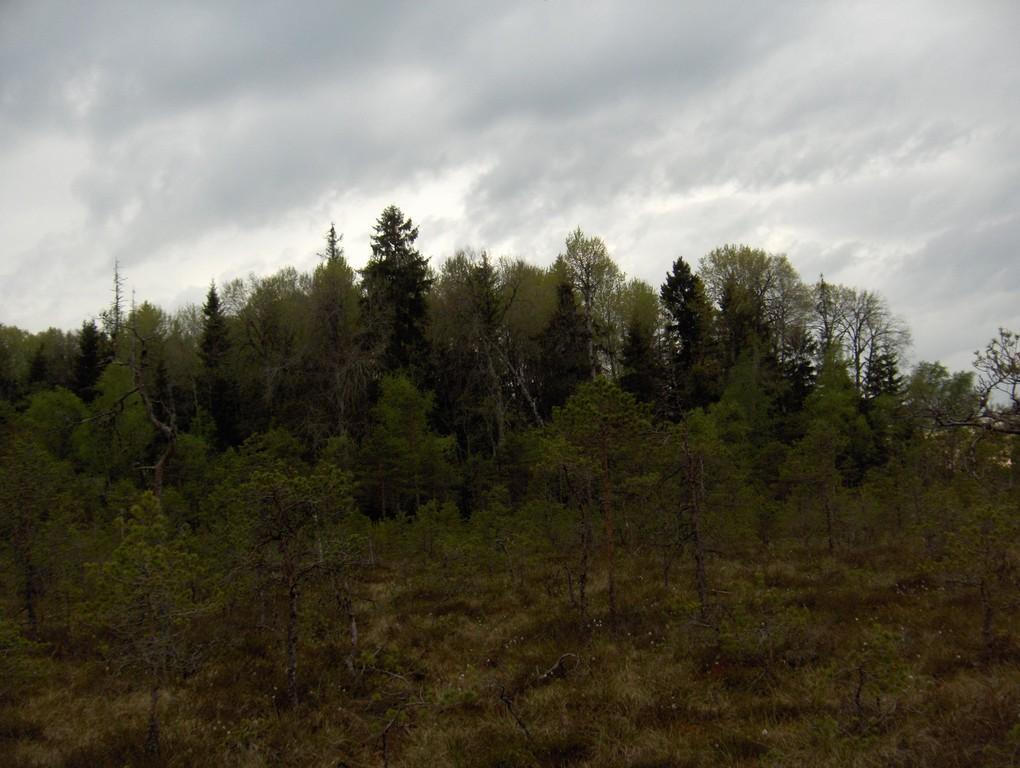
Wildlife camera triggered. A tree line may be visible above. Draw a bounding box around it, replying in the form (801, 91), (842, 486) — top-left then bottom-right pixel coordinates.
(1, 204), (1017, 758)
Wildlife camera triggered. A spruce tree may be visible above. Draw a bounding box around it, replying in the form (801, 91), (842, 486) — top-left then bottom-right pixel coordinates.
(537, 282), (591, 418)
(305, 225), (366, 443)
(864, 347), (903, 400)
(619, 318), (662, 405)
(660, 257), (714, 413)
(199, 283), (237, 447)
(361, 205), (433, 380)
(321, 222), (343, 264)
(73, 319), (105, 403)
(199, 283), (229, 370)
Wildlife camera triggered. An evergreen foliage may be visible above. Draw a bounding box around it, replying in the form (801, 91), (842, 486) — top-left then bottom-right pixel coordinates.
(538, 282), (591, 419)
(362, 205), (433, 381)
(1, 219), (1018, 766)
(73, 320), (106, 403)
(199, 283), (238, 448)
(660, 256), (716, 412)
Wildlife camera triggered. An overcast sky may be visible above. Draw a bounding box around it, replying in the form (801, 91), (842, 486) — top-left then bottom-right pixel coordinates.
(2, 1), (1018, 372)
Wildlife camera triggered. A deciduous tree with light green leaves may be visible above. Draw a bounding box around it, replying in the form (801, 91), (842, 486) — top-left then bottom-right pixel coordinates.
(558, 228), (623, 379)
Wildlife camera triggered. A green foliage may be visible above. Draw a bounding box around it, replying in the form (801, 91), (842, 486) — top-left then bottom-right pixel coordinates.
(23, 387), (88, 459)
(537, 282), (590, 418)
(619, 316), (662, 405)
(85, 493), (202, 680)
(0, 324), (31, 400)
(677, 407), (755, 544)
(780, 351), (870, 548)
(716, 598), (812, 669)
(0, 428), (85, 636)
(8, 226), (1020, 765)
(302, 231), (366, 445)
(358, 374), (455, 517)
(73, 363), (155, 480)
(907, 361), (980, 429)
(73, 319), (106, 403)
(232, 266), (311, 435)
(199, 282), (240, 448)
(0, 618), (47, 700)
(430, 250), (509, 456)
(838, 623), (909, 729)
(362, 205), (433, 379)
(559, 227), (622, 377)
(550, 378), (650, 472)
(412, 499), (462, 560)
(661, 255), (716, 412)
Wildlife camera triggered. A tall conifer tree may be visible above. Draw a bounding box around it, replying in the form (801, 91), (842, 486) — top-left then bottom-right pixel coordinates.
(74, 320), (105, 403)
(538, 282), (591, 418)
(660, 257), (715, 413)
(199, 283), (237, 447)
(361, 205), (433, 381)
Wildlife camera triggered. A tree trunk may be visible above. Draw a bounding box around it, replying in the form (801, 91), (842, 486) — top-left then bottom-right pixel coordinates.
(151, 440), (176, 501)
(286, 581), (300, 709)
(340, 588), (359, 675)
(688, 450), (708, 621)
(145, 685), (161, 756)
(600, 440), (617, 621)
(24, 555), (38, 638)
(578, 508), (591, 621)
(824, 491), (834, 555)
(485, 344), (506, 454)
(980, 578), (995, 651)
(585, 311), (597, 380)
(501, 349), (543, 427)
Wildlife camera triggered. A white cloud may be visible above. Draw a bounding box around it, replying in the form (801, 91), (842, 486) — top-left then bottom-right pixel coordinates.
(0, 0), (1018, 373)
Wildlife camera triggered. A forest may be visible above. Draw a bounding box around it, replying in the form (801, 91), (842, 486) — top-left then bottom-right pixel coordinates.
(1, 205), (1018, 767)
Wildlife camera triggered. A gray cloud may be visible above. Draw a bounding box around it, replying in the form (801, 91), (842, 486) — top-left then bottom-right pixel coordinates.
(1, 0), (1018, 372)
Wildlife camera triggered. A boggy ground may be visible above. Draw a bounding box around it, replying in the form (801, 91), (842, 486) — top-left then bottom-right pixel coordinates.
(4, 539), (1019, 767)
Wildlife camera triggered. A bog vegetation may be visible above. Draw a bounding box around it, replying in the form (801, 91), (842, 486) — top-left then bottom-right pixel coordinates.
(1, 207), (1018, 766)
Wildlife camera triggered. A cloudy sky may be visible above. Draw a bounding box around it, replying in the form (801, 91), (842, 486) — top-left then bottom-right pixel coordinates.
(2, 1), (1018, 371)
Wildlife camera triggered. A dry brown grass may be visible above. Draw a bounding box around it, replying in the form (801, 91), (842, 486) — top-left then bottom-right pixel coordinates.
(2, 539), (1019, 767)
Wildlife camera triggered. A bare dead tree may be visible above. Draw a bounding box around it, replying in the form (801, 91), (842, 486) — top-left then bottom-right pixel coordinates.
(128, 324), (177, 499)
(974, 328), (1020, 435)
(915, 329), (1020, 436)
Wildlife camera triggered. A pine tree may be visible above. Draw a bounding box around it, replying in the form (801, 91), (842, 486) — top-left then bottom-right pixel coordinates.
(547, 379), (651, 620)
(86, 493), (201, 755)
(231, 458), (357, 709)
